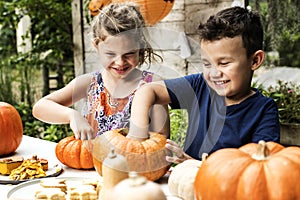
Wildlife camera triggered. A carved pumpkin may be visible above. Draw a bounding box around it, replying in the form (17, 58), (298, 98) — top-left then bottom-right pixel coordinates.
(92, 128), (171, 181)
(168, 155), (207, 200)
(88, 0), (112, 16)
(0, 102), (23, 156)
(112, 0), (175, 25)
(55, 135), (94, 169)
(111, 171), (167, 200)
(194, 141), (300, 200)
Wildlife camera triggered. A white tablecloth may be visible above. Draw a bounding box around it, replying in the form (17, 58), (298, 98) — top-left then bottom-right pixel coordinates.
(1, 136), (179, 200)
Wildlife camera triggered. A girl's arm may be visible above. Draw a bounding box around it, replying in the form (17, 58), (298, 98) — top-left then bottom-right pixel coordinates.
(32, 74), (94, 139)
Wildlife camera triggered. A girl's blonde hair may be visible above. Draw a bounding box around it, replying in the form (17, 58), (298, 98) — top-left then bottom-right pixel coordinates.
(91, 2), (161, 66)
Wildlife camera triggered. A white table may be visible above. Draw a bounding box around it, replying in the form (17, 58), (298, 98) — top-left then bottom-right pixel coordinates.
(1, 136), (179, 199)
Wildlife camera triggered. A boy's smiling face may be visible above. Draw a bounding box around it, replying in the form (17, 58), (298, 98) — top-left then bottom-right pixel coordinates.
(201, 36), (259, 105)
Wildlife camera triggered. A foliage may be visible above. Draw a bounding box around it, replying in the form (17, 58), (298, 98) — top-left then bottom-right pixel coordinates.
(169, 109), (188, 148)
(0, 0), (74, 106)
(251, 0), (300, 68)
(14, 101), (73, 142)
(259, 80), (300, 124)
(0, 0), (74, 142)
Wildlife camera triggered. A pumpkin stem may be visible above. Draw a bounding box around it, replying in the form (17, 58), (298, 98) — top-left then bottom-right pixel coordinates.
(251, 140), (270, 160)
(128, 171), (147, 187)
(201, 153), (208, 161)
(108, 148), (117, 159)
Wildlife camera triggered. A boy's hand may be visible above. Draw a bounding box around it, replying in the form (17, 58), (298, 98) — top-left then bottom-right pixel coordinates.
(165, 139), (193, 164)
(69, 110), (95, 140)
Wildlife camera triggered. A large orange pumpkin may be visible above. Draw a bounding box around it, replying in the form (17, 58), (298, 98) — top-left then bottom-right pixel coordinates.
(92, 128), (171, 181)
(55, 135), (94, 169)
(0, 102), (23, 156)
(112, 0), (175, 25)
(194, 141), (300, 200)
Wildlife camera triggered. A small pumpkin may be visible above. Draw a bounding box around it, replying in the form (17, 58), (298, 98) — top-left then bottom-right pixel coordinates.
(55, 135), (94, 169)
(88, 0), (112, 16)
(168, 155), (207, 200)
(111, 171), (167, 200)
(92, 128), (171, 181)
(99, 148), (128, 200)
(194, 141), (300, 200)
(0, 102), (23, 156)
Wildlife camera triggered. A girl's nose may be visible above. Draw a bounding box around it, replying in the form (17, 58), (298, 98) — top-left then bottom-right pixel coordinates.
(114, 55), (125, 65)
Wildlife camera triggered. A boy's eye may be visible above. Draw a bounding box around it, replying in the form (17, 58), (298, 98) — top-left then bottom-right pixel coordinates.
(219, 62), (230, 67)
(202, 62), (212, 68)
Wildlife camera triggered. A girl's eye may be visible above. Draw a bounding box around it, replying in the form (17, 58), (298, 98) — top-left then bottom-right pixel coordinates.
(124, 52), (137, 58)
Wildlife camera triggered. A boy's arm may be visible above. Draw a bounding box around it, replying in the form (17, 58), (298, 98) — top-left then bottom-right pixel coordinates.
(128, 81), (171, 140)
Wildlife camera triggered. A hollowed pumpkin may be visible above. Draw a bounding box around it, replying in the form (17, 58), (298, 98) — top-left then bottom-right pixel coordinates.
(55, 135), (94, 169)
(92, 128), (171, 181)
(0, 102), (23, 156)
(194, 141), (300, 200)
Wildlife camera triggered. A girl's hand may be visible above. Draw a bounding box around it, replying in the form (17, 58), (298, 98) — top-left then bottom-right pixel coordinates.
(165, 139), (193, 164)
(69, 110), (95, 140)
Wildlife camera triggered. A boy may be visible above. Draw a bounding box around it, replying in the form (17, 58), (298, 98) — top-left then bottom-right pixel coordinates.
(127, 6), (280, 163)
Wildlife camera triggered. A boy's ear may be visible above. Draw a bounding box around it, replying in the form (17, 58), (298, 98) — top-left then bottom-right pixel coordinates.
(251, 50), (264, 70)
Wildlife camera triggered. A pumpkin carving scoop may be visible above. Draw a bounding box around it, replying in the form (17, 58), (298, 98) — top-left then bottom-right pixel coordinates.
(92, 128), (171, 181)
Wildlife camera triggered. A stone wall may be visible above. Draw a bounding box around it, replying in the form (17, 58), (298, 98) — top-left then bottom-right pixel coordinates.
(77, 0), (241, 78)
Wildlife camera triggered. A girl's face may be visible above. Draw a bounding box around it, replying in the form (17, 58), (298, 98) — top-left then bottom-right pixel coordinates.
(96, 34), (140, 79)
(201, 36), (255, 105)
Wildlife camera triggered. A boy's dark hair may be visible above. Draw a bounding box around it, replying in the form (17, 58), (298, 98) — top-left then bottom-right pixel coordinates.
(198, 6), (263, 58)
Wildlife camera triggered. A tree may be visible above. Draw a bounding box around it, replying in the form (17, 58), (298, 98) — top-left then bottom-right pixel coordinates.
(0, 0), (74, 106)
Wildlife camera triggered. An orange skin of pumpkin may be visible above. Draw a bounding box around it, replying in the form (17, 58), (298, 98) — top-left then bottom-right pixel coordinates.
(55, 135), (94, 169)
(88, 0), (112, 16)
(194, 141), (300, 200)
(92, 129), (171, 181)
(0, 102), (23, 156)
(112, 0), (175, 25)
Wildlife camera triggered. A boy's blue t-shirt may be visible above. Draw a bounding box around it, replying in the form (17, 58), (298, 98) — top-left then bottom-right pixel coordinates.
(164, 73), (280, 160)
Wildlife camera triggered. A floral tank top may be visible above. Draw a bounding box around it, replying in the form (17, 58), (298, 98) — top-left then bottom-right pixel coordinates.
(83, 70), (153, 136)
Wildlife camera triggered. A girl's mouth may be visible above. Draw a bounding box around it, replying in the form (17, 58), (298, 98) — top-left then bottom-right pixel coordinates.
(112, 66), (130, 74)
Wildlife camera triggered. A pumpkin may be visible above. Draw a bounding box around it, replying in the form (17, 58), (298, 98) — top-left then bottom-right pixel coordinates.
(0, 102), (23, 156)
(111, 171), (167, 200)
(99, 148), (128, 200)
(92, 128), (171, 181)
(112, 0), (175, 25)
(168, 154), (207, 200)
(194, 141), (300, 200)
(55, 135), (94, 169)
(88, 0), (112, 16)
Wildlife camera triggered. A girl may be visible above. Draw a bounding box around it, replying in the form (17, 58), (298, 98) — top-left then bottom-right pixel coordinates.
(32, 2), (170, 140)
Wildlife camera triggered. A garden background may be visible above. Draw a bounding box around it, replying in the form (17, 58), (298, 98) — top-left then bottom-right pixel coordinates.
(0, 0), (299, 146)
